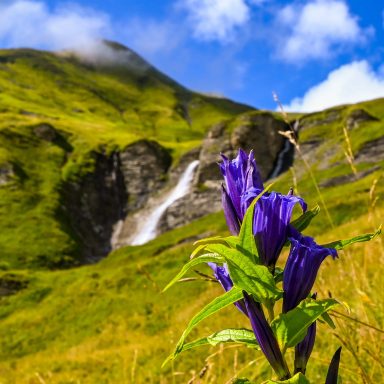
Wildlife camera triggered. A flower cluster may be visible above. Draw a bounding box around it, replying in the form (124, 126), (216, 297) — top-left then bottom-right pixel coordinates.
(165, 148), (379, 383)
(217, 149), (339, 379)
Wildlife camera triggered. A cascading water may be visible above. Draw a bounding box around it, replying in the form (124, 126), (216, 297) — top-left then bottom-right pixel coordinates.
(130, 160), (199, 245)
(268, 139), (292, 179)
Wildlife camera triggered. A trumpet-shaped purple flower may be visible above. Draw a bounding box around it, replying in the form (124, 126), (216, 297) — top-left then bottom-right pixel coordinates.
(242, 188), (307, 269)
(208, 262), (233, 292)
(208, 263), (247, 315)
(220, 149), (263, 234)
(283, 230), (338, 313)
(243, 292), (291, 380)
(294, 293), (317, 374)
(221, 184), (241, 235)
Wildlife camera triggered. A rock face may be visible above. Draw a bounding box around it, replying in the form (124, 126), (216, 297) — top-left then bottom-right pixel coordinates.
(0, 162), (15, 185)
(62, 112), (293, 255)
(119, 140), (172, 211)
(61, 140), (172, 261)
(346, 109), (378, 130)
(196, 111), (290, 184)
(230, 112), (290, 179)
(158, 112), (292, 235)
(61, 151), (128, 261)
(356, 137), (384, 163)
(33, 123), (58, 141)
(0, 273), (28, 297)
(159, 186), (221, 233)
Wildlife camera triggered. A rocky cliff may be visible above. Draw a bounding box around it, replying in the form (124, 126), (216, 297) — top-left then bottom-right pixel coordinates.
(61, 140), (172, 261)
(0, 43), (382, 269)
(158, 111), (292, 235)
(107, 111), (292, 247)
(61, 101), (384, 257)
(58, 110), (292, 255)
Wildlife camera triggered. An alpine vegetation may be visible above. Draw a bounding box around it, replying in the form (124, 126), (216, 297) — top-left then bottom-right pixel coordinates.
(164, 149), (381, 383)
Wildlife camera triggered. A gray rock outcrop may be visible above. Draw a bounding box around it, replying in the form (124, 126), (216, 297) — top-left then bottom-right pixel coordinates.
(61, 112), (294, 256)
(346, 109), (378, 130)
(61, 140), (172, 261)
(158, 111), (292, 235)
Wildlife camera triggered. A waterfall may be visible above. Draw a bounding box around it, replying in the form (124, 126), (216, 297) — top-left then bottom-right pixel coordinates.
(110, 219), (124, 249)
(130, 160), (199, 246)
(269, 139), (292, 179)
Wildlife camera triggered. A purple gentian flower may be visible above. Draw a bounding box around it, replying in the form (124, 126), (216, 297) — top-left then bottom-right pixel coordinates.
(220, 149), (263, 234)
(208, 263), (247, 315)
(243, 292), (291, 380)
(283, 230), (338, 313)
(221, 184), (241, 235)
(208, 262), (233, 292)
(294, 293), (317, 374)
(242, 189), (307, 269)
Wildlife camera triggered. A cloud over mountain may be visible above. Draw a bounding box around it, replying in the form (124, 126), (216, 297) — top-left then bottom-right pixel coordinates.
(0, 0), (111, 50)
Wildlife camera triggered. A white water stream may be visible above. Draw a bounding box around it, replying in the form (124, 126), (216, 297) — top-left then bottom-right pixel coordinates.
(130, 160), (200, 245)
(269, 139), (292, 179)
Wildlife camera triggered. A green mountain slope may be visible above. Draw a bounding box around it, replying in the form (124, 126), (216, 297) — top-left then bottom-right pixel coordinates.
(0, 45), (383, 383)
(0, 44), (252, 268)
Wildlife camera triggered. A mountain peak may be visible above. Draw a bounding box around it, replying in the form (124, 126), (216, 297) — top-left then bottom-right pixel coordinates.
(59, 39), (152, 72)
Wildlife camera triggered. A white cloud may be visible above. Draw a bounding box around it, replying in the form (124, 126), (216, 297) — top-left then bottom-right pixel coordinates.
(284, 61), (384, 112)
(179, 0), (250, 42)
(277, 0), (372, 62)
(0, 0), (111, 50)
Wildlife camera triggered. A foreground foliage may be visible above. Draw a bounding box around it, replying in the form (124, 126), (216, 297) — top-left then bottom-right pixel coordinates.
(165, 150), (381, 383)
(0, 47), (382, 382)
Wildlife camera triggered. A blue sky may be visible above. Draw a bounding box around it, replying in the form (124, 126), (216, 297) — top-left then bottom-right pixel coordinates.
(0, 0), (383, 111)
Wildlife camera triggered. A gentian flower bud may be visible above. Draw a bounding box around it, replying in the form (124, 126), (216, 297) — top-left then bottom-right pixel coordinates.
(243, 292), (291, 380)
(283, 230), (338, 313)
(208, 263), (247, 315)
(221, 184), (241, 235)
(325, 347), (342, 384)
(219, 149), (264, 231)
(294, 293), (317, 374)
(242, 189), (307, 270)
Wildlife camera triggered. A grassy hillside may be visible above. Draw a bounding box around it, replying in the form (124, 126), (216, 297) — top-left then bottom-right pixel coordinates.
(0, 46), (251, 268)
(0, 157), (382, 383)
(0, 46), (383, 383)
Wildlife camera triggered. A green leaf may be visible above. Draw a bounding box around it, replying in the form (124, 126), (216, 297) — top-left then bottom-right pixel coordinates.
(172, 287), (244, 357)
(291, 205), (320, 233)
(205, 244), (282, 303)
(322, 226), (381, 250)
(162, 337), (208, 367)
(271, 298), (339, 351)
(238, 184), (274, 263)
(190, 244), (209, 259)
(267, 372), (310, 383)
(164, 328), (260, 365)
(163, 253), (224, 292)
(193, 236), (239, 247)
(206, 328), (259, 347)
(191, 236), (240, 259)
(320, 312), (336, 329)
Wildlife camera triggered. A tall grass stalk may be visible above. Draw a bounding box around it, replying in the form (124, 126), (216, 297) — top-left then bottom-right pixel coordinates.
(342, 125), (358, 176)
(272, 92), (335, 229)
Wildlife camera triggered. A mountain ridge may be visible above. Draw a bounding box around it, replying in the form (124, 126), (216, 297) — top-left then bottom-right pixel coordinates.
(0, 43), (383, 383)
(0, 44), (383, 268)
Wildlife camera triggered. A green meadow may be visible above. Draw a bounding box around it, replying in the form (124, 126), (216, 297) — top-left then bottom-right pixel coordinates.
(0, 48), (383, 383)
